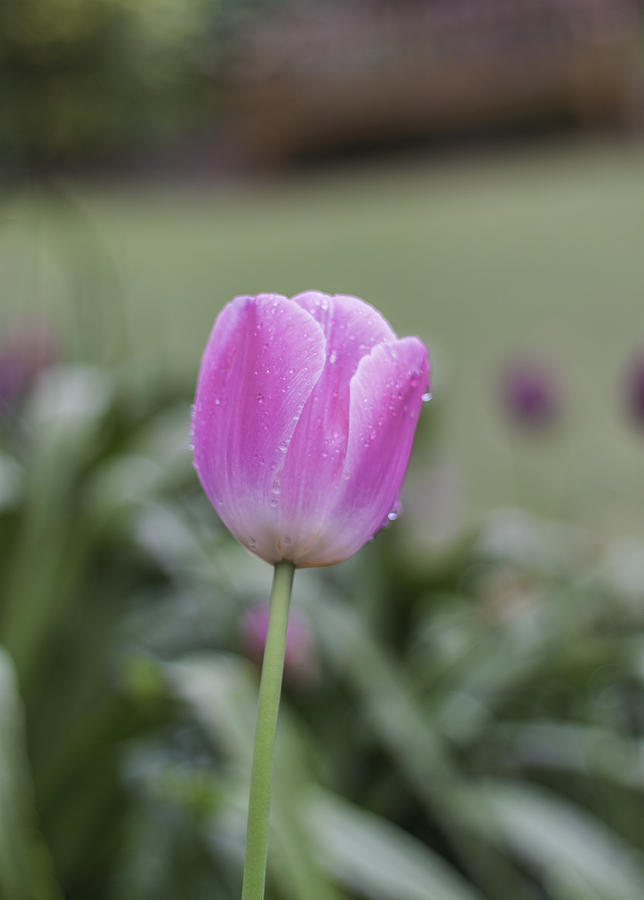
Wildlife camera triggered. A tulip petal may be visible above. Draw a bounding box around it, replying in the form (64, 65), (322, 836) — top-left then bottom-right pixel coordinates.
(296, 336), (429, 567)
(192, 294), (326, 562)
(277, 292), (397, 557)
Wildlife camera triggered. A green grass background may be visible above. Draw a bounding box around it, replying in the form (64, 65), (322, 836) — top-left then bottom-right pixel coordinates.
(2, 139), (644, 531)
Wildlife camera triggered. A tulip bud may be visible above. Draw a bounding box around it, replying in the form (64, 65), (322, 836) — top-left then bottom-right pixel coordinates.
(623, 348), (644, 430)
(242, 605), (316, 681)
(500, 354), (561, 431)
(192, 291), (429, 567)
(0, 316), (61, 412)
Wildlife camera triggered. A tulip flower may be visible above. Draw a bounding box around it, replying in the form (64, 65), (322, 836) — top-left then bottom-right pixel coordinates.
(500, 354), (561, 431)
(623, 347), (644, 430)
(0, 316), (61, 415)
(192, 290), (429, 900)
(242, 604), (317, 682)
(193, 291), (429, 567)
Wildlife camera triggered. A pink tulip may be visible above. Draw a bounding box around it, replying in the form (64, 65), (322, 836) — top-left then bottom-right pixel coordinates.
(192, 291), (429, 567)
(0, 316), (61, 411)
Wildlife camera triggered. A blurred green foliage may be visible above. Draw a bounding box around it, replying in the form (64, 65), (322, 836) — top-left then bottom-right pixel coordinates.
(0, 0), (332, 166)
(0, 0), (220, 164)
(1, 356), (644, 899)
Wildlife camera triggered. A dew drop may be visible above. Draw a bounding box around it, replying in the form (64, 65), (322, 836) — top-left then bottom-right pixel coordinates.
(329, 350), (337, 364)
(257, 393), (264, 405)
(387, 510), (399, 522)
(422, 391), (432, 402)
(248, 537), (257, 550)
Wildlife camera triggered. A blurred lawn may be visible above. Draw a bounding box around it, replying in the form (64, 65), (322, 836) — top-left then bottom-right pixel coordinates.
(2, 139), (644, 528)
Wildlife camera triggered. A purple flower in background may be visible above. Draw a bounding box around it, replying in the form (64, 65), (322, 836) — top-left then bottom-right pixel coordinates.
(242, 605), (316, 681)
(192, 291), (429, 567)
(500, 354), (561, 431)
(623, 348), (644, 429)
(0, 316), (61, 411)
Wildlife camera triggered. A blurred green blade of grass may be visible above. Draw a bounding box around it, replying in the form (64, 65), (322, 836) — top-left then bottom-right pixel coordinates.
(490, 720), (644, 791)
(455, 779), (644, 900)
(0, 650), (62, 900)
(306, 788), (486, 900)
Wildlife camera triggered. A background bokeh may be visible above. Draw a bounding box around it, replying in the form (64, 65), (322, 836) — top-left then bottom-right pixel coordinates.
(2, 2), (644, 899)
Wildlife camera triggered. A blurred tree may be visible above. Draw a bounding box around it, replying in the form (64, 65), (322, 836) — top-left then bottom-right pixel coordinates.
(0, 0), (219, 168)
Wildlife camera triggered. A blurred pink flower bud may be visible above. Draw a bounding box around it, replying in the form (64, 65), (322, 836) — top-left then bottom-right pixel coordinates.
(0, 316), (61, 410)
(242, 605), (316, 681)
(500, 354), (561, 431)
(192, 291), (429, 567)
(623, 348), (644, 429)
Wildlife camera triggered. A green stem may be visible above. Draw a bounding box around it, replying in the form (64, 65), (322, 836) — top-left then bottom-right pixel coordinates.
(241, 560), (295, 900)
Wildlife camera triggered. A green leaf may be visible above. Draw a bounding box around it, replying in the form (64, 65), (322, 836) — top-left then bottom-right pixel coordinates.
(492, 720), (644, 790)
(0, 649), (62, 900)
(460, 780), (644, 900)
(306, 789), (486, 900)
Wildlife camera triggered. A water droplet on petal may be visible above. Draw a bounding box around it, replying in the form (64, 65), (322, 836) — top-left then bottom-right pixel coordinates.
(248, 537), (257, 550)
(329, 350), (337, 364)
(422, 391), (432, 402)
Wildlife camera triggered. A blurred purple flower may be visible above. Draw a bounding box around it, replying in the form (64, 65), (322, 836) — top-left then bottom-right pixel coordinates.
(500, 355), (561, 430)
(241, 605), (316, 681)
(0, 316), (61, 411)
(623, 348), (644, 429)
